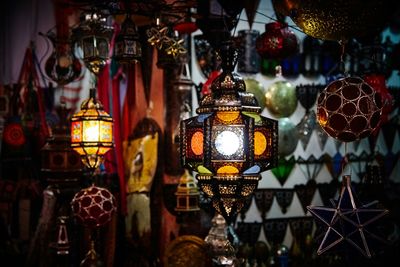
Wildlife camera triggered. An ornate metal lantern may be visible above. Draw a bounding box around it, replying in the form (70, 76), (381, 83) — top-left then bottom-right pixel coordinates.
(180, 42), (278, 222)
(175, 170), (200, 212)
(72, 11), (113, 75)
(114, 14), (142, 64)
(71, 88), (113, 170)
(41, 105), (84, 186)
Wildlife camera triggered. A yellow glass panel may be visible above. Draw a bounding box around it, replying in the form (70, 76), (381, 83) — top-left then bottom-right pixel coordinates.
(98, 147), (111, 155)
(217, 165), (239, 174)
(197, 165), (212, 174)
(190, 131), (203, 156)
(72, 147), (85, 156)
(100, 121), (113, 142)
(84, 109), (100, 116)
(216, 111), (239, 122)
(83, 121), (100, 142)
(84, 147), (99, 155)
(254, 131), (267, 155)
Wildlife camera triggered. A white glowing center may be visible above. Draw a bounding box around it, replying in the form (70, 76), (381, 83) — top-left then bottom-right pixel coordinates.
(215, 131), (240, 156)
(84, 125), (100, 141)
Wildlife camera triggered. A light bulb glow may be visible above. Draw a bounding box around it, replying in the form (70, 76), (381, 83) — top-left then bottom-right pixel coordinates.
(83, 121), (100, 141)
(215, 131), (240, 156)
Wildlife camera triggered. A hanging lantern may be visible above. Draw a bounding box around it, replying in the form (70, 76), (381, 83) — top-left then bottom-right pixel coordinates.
(317, 77), (383, 142)
(114, 14), (142, 64)
(41, 105), (84, 186)
(175, 170), (200, 212)
(256, 22), (298, 60)
(173, 62), (194, 92)
(72, 11), (113, 75)
(42, 32), (83, 86)
(265, 80), (298, 118)
(71, 88), (113, 170)
(180, 42), (278, 222)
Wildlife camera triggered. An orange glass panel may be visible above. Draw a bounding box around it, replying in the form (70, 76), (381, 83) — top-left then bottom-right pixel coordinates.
(190, 131), (204, 156)
(254, 131), (267, 156)
(71, 121), (82, 142)
(217, 165), (239, 174)
(216, 111), (239, 122)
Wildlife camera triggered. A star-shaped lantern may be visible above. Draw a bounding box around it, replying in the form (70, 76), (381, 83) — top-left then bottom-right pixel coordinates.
(180, 41), (278, 223)
(307, 175), (389, 258)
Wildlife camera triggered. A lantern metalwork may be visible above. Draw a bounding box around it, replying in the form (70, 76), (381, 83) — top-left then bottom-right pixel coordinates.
(180, 42), (278, 222)
(72, 11), (113, 75)
(41, 105), (84, 186)
(71, 88), (113, 170)
(175, 170), (200, 212)
(114, 14), (142, 64)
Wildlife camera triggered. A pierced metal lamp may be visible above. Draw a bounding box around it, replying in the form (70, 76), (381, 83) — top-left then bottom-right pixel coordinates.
(114, 14), (142, 64)
(180, 42), (278, 222)
(72, 11), (113, 75)
(71, 88), (113, 171)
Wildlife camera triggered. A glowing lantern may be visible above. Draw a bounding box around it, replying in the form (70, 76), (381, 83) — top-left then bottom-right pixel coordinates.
(71, 88), (113, 170)
(180, 42), (278, 222)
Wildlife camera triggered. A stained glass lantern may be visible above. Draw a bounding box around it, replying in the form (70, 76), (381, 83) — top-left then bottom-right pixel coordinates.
(175, 170), (200, 212)
(180, 42), (278, 222)
(72, 11), (113, 75)
(42, 105), (84, 186)
(71, 88), (113, 170)
(114, 15), (142, 64)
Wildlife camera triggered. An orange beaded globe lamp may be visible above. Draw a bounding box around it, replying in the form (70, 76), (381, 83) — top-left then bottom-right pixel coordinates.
(180, 42), (278, 222)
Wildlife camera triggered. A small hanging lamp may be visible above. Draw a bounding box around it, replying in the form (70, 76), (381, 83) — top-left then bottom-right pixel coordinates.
(175, 170), (200, 212)
(72, 11), (113, 75)
(114, 14), (142, 64)
(180, 41), (278, 223)
(70, 88), (113, 171)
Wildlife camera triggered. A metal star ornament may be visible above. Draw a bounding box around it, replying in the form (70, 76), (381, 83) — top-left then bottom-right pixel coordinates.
(307, 175), (389, 258)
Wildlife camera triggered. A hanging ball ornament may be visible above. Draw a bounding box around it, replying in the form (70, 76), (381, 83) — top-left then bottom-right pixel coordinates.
(256, 22), (299, 60)
(317, 77), (383, 142)
(244, 78), (266, 110)
(278, 118), (299, 156)
(265, 80), (298, 118)
(71, 185), (117, 228)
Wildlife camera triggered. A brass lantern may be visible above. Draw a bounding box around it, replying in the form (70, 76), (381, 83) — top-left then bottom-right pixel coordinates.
(72, 11), (113, 75)
(71, 88), (113, 171)
(114, 14), (142, 64)
(175, 170), (200, 212)
(41, 105), (84, 186)
(180, 42), (278, 222)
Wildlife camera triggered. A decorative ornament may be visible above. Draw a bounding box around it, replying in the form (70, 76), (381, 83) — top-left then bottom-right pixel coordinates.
(244, 78), (265, 111)
(254, 189), (275, 219)
(317, 77), (382, 142)
(175, 170), (200, 212)
(71, 185), (116, 228)
(71, 88), (113, 171)
(41, 31), (83, 86)
(114, 14), (142, 64)
(294, 180), (317, 214)
(204, 214), (238, 266)
(256, 22), (299, 60)
(307, 175), (389, 258)
(237, 30), (261, 74)
(72, 11), (113, 75)
(271, 156), (296, 186)
(287, 0), (390, 41)
(297, 155), (323, 181)
(180, 42), (278, 223)
(275, 189), (294, 213)
(278, 118), (298, 156)
(265, 80), (298, 118)
(3, 122), (26, 147)
(296, 110), (316, 151)
(147, 20), (169, 50)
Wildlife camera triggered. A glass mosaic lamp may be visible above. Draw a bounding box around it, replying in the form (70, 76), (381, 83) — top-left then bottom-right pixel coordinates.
(180, 42), (278, 222)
